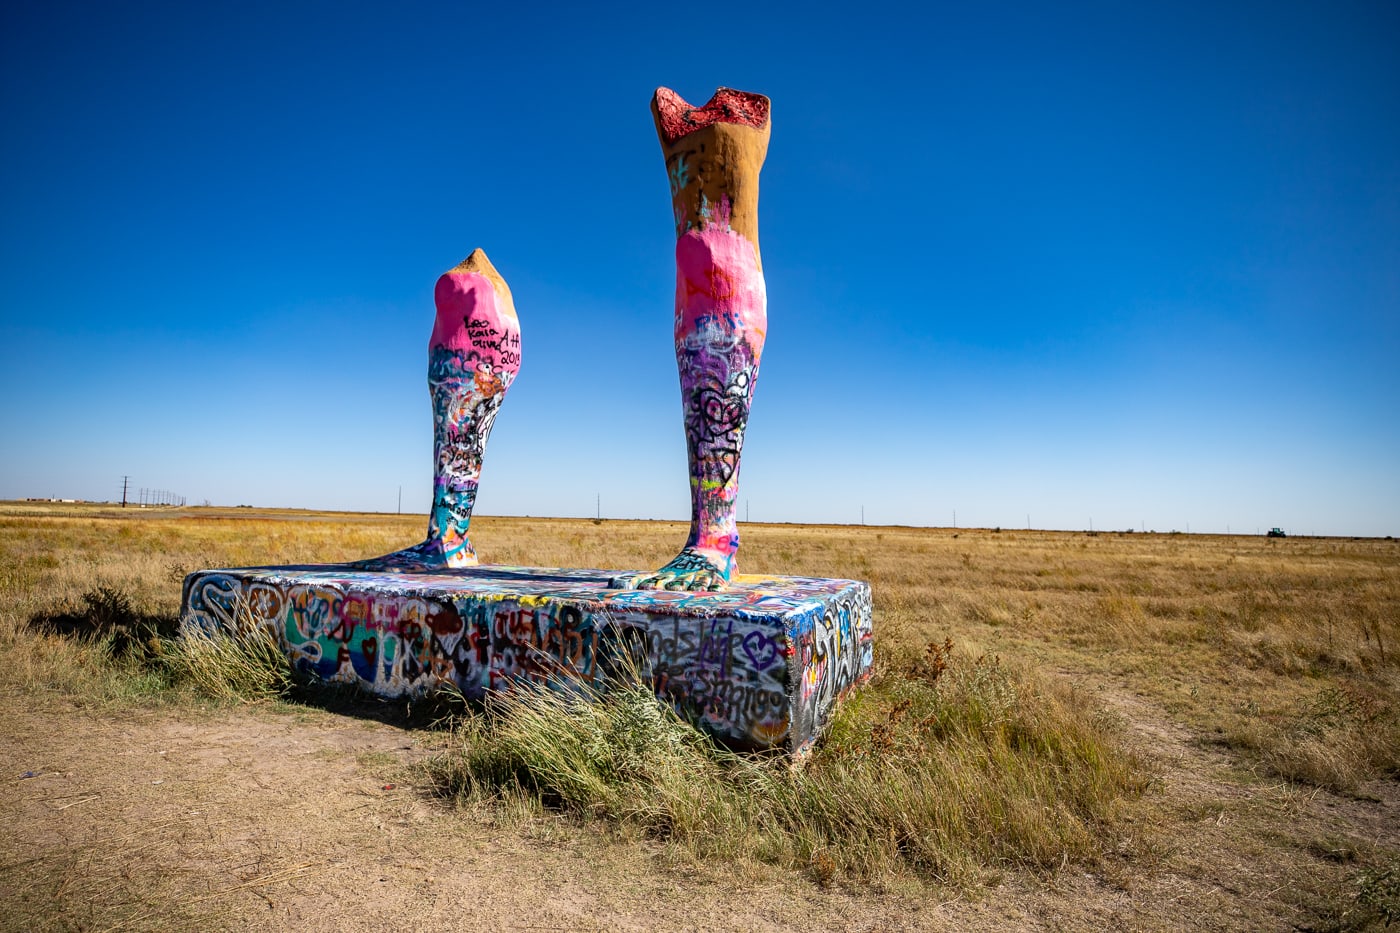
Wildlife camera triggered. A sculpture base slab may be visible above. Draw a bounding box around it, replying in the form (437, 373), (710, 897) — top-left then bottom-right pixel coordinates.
(180, 564), (873, 755)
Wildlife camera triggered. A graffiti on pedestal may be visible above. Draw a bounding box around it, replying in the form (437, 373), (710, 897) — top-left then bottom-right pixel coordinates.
(182, 565), (872, 751)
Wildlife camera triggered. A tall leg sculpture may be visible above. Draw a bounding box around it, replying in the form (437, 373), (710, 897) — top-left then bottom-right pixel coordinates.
(359, 249), (521, 571)
(632, 86), (771, 591)
(182, 87), (874, 753)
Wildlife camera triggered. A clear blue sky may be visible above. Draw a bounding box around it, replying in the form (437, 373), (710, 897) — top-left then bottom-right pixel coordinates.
(2, 1), (1396, 536)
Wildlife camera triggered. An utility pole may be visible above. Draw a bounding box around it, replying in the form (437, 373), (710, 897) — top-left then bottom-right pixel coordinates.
(745, 499), (750, 523)
(953, 509), (957, 529)
(397, 485), (402, 514)
(121, 476), (129, 508)
(596, 493), (600, 520)
(861, 505), (865, 525)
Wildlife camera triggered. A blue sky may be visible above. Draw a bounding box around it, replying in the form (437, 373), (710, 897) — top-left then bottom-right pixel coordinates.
(2, 0), (1396, 535)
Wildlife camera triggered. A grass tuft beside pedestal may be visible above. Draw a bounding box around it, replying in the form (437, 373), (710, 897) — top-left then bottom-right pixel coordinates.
(426, 640), (1148, 887)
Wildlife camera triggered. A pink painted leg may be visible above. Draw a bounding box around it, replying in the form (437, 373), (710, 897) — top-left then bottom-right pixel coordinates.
(629, 87), (771, 591)
(357, 249), (521, 571)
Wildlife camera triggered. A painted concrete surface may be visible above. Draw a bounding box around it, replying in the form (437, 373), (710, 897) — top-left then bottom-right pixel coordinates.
(181, 564), (872, 754)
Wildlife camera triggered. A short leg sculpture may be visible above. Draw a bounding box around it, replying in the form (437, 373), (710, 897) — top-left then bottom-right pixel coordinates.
(632, 87), (771, 591)
(357, 249), (521, 571)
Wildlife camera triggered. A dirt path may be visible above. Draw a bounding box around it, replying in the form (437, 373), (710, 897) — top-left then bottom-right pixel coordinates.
(1062, 673), (1400, 931)
(2, 677), (1394, 931)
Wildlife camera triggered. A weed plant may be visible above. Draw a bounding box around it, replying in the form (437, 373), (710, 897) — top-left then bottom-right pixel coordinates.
(164, 622), (294, 703)
(1352, 856), (1400, 927)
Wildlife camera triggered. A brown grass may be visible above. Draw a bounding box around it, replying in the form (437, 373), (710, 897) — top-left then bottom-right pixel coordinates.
(1, 502), (1398, 927)
(3, 504), (1397, 787)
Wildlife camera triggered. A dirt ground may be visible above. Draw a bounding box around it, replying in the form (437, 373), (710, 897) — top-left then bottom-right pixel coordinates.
(4, 668), (1394, 932)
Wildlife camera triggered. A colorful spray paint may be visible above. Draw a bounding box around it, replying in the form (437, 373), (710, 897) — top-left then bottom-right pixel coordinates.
(179, 84), (875, 755)
(182, 564), (872, 754)
(625, 87), (772, 592)
(358, 249), (520, 570)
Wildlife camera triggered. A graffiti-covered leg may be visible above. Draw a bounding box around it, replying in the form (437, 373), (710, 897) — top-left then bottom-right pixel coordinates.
(357, 249), (521, 571)
(631, 87), (771, 591)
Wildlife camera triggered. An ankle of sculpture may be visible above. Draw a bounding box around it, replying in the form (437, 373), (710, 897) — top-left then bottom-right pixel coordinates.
(686, 469), (742, 563)
(680, 537), (737, 580)
(614, 485), (740, 590)
(631, 546), (731, 591)
(426, 484), (480, 567)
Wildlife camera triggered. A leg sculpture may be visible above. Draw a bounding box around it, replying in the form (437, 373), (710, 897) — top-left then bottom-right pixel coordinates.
(633, 86), (771, 591)
(358, 249), (521, 571)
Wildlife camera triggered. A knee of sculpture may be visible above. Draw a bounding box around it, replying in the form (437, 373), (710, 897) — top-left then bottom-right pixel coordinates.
(630, 86), (771, 592)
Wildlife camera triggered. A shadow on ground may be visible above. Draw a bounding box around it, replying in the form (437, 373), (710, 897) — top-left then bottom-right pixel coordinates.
(27, 585), (180, 659)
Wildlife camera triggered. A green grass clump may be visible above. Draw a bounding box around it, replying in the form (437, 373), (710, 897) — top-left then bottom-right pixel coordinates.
(163, 622), (293, 703)
(440, 675), (756, 836)
(429, 641), (1149, 886)
(1353, 857), (1400, 927)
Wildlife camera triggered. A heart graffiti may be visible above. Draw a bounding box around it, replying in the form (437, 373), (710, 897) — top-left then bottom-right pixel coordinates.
(741, 630), (778, 670)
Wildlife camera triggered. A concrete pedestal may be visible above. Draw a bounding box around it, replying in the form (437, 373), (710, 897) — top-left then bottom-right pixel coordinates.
(181, 564), (872, 755)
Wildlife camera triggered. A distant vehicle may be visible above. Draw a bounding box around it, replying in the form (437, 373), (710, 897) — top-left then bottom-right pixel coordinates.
(1267, 527), (1287, 538)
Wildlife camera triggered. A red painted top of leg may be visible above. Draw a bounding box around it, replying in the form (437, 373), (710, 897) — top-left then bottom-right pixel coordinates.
(653, 86), (771, 146)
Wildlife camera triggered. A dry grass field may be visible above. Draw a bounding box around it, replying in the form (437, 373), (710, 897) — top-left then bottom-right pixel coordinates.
(1, 501), (1397, 931)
